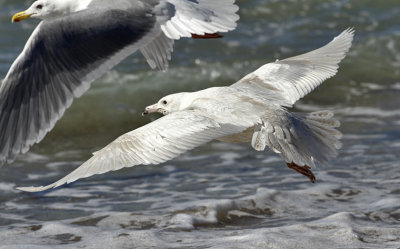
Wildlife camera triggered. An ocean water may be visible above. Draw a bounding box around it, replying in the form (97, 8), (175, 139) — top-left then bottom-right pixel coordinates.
(0, 0), (400, 248)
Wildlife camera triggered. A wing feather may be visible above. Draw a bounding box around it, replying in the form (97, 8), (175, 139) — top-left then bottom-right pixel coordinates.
(140, 32), (174, 71)
(156, 0), (239, 39)
(232, 28), (354, 107)
(0, 6), (157, 165)
(17, 111), (246, 192)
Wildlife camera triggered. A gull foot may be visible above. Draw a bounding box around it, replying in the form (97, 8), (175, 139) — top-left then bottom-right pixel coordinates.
(191, 33), (223, 39)
(286, 163), (316, 183)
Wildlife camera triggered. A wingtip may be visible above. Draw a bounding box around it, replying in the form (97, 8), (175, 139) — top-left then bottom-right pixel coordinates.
(344, 27), (355, 33)
(17, 185), (54, 193)
(338, 27), (355, 41)
(330, 27), (355, 55)
(0, 150), (18, 167)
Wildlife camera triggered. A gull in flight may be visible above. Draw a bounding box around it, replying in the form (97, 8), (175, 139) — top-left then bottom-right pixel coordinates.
(18, 28), (354, 192)
(0, 0), (239, 165)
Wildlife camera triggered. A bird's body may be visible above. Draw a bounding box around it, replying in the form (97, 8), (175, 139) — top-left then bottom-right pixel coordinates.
(18, 28), (354, 192)
(0, 0), (239, 165)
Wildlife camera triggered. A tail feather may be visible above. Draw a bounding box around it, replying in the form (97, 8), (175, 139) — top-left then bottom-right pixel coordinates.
(302, 111), (342, 150)
(256, 110), (341, 167)
(291, 111), (341, 165)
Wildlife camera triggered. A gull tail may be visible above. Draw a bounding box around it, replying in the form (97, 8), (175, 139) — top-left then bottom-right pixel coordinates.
(253, 110), (342, 168)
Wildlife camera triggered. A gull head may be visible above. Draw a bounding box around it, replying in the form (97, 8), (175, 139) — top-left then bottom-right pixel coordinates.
(12, 0), (90, 22)
(142, 93), (189, 116)
(12, 0), (57, 22)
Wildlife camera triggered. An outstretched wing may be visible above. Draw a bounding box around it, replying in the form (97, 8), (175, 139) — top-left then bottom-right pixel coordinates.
(232, 28), (354, 107)
(17, 110), (246, 192)
(156, 0), (239, 40)
(0, 5), (160, 166)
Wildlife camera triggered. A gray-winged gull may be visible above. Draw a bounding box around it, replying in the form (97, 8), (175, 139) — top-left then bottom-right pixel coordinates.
(0, 0), (239, 165)
(18, 28), (354, 192)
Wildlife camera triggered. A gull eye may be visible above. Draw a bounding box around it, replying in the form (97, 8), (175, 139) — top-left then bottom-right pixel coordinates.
(162, 100), (168, 105)
(36, 4), (43, 9)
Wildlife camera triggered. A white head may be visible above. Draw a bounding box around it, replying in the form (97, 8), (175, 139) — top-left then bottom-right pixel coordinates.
(142, 93), (190, 116)
(12, 0), (90, 22)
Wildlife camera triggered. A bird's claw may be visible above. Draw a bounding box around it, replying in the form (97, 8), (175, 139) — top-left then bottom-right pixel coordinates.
(286, 162), (316, 183)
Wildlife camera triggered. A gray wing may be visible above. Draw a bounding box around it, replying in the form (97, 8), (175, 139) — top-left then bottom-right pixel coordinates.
(139, 32), (175, 71)
(232, 28), (354, 107)
(17, 110), (246, 192)
(0, 6), (157, 165)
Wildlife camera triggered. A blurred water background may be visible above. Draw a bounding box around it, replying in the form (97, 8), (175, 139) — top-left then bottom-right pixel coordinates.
(0, 0), (400, 248)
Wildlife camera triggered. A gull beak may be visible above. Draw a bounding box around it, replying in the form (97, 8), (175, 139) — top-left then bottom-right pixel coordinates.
(12, 11), (32, 23)
(142, 104), (158, 116)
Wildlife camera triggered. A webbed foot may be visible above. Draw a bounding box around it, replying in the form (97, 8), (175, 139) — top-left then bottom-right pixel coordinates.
(286, 162), (316, 183)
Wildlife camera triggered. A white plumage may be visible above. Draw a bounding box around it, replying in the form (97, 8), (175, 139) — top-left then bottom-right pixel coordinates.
(232, 28), (354, 107)
(18, 29), (354, 192)
(159, 0), (239, 39)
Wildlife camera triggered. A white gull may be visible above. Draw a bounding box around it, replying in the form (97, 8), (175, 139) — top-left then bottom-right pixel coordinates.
(18, 28), (354, 192)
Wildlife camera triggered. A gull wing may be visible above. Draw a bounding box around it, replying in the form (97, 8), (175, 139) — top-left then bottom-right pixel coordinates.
(17, 110), (246, 192)
(156, 0), (239, 39)
(232, 28), (354, 107)
(139, 32), (175, 71)
(140, 0), (239, 70)
(0, 5), (161, 165)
